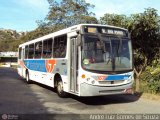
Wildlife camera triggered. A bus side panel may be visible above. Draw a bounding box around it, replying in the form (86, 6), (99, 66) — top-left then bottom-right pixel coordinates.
(51, 59), (69, 92)
(28, 70), (44, 84)
(23, 59), (69, 92)
(23, 59), (50, 85)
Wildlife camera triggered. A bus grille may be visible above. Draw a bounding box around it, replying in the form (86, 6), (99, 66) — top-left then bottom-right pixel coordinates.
(98, 80), (124, 85)
(99, 89), (124, 94)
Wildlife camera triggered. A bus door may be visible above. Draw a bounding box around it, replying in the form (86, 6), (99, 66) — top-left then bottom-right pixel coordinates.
(70, 38), (79, 93)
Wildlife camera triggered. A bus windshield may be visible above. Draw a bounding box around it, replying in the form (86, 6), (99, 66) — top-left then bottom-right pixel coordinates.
(82, 35), (133, 72)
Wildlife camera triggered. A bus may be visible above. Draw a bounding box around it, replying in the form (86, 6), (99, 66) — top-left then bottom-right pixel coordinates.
(17, 24), (134, 97)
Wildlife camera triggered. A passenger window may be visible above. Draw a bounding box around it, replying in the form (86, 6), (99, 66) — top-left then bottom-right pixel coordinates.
(53, 35), (67, 58)
(25, 46), (29, 59)
(35, 41), (42, 59)
(43, 38), (53, 58)
(28, 44), (34, 59)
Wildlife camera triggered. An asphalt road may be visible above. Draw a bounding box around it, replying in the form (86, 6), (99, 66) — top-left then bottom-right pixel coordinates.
(0, 67), (160, 120)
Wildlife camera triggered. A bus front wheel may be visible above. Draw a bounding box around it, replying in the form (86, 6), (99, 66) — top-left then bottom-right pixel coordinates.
(57, 80), (67, 98)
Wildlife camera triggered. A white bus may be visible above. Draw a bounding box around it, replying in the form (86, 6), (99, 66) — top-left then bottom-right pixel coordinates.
(17, 24), (134, 97)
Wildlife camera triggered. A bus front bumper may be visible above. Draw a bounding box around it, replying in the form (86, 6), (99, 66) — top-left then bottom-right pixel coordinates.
(80, 82), (133, 96)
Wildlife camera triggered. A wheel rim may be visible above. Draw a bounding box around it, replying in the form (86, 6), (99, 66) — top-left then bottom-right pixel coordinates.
(57, 81), (63, 94)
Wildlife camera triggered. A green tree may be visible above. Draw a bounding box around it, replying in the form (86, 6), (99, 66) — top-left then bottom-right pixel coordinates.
(43, 0), (98, 28)
(129, 8), (160, 91)
(100, 13), (129, 28)
(0, 41), (9, 52)
(100, 8), (160, 92)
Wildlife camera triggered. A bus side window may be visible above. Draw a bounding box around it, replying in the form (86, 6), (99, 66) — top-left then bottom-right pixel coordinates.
(53, 35), (67, 58)
(43, 38), (53, 58)
(35, 41), (42, 59)
(28, 44), (35, 59)
(25, 45), (28, 59)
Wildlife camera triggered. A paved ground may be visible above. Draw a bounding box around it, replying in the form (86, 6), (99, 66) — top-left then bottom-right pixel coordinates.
(0, 67), (160, 120)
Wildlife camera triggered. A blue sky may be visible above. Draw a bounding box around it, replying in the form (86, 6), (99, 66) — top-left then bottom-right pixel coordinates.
(0, 0), (49, 32)
(0, 0), (160, 32)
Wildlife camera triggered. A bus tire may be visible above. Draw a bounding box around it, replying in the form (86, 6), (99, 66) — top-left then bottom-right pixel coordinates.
(26, 71), (31, 84)
(57, 78), (67, 98)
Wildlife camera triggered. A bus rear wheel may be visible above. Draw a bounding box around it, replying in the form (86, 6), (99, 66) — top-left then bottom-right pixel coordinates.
(57, 79), (67, 98)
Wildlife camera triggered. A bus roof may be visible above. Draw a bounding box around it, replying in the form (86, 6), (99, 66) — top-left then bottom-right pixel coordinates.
(19, 24), (127, 47)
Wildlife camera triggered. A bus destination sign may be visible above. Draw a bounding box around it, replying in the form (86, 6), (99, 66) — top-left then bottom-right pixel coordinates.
(83, 26), (128, 37)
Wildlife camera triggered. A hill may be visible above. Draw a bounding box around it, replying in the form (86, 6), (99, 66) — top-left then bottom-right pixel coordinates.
(0, 29), (25, 41)
(0, 29), (26, 52)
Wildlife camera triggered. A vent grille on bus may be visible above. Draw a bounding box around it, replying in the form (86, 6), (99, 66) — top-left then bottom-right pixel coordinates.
(98, 80), (124, 85)
(99, 89), (124, 94)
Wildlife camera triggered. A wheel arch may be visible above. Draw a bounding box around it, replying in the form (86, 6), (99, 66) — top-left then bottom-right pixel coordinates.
(54, 73), (62, 88)
(54, 73), (68, 97)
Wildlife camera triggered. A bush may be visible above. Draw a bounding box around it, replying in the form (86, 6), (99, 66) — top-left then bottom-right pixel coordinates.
(140, 64), (160, 94)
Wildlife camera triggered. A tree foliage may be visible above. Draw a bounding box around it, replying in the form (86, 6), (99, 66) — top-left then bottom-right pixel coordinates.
(130, 8), (159, 64)
(140, 64), (160, 94)
(1, 0), (98, 52)
(129, 8), (160, 91)
(44, 0), (98, 27)
(100, 14), (129, 28)
(0, 30), (23, 52)
(100, 8), (160, 91)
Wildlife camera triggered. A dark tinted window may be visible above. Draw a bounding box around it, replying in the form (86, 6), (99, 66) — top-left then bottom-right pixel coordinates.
(28, 44), (34, 59)
(53, 35), (67, 58)
(35, 41), (42, 59)
(25, 46), (28, 59)
(43, 39), (53, 58)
